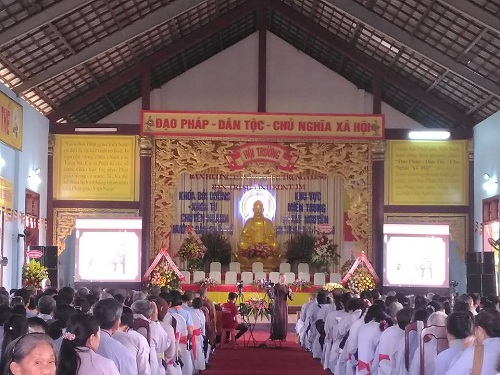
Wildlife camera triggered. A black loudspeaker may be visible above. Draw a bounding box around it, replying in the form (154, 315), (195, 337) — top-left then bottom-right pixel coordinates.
(466, 274), (482, 293)
(466, 252), (483, 275)
(483, 252), (496, 274)
(481, 274), (497, 296)
(44, 246), (58, 269)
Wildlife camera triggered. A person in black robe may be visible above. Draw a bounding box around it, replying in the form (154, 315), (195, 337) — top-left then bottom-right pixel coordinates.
(268, 273), (293, 341)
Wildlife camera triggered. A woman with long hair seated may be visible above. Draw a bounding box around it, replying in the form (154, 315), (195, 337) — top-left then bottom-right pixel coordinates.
(57, 314), (120, 375)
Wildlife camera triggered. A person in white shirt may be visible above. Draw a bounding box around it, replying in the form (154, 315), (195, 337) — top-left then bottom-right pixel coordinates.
(336, 298), (364, 375)
(113, 306), (151, 375)
(58, 313), (120, 375)
(299, 293), (317, 348)
(374, 306), (413, 375)
(434, 311), (473, 375)
(356, 304), (389, 375)
(93, 298), (138, 375)
(152, 296), (178, 374)
(306, 293), (328, 351)
(190, 298), (206, 372)
(36, 295), (56, 323)
(445, 309), (500, 375)
(131, 299), (172, 375)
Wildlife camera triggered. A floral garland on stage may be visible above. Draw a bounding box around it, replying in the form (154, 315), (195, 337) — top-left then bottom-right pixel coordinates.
(176, 236), (207, 271)
(290, 279), (313, 291)
(195, 277), (219, 290)
(239, 242), (275, 258)
(148, 262), (181, 290)
(322, 282), (346, 293)
(340, 259), (376, 293)
(22, 260), (48, 289)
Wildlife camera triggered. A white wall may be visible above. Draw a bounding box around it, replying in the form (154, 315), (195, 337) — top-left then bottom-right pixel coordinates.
(99, 32), (424, 130)
(0, 84), (49, 290)
(474, 111), (500, 252)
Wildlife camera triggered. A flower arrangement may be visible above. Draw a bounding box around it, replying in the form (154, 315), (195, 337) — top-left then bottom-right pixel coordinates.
(322, 282), (345, 292)
(290, 279), (313, 291)
(195, 277), (219, 290)
(176, 236), (207, 271)
(148, 262), (181, 290)
(22, 260), (48, 289)
(340, 259), (376, 293)
(240, 296), (271, 321)
(311, 235), (340, 268)
(239, 242), (275, 258)
(252, 279), (267, 289)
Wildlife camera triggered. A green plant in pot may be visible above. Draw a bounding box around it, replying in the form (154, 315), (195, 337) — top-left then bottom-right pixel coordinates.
(285, 231), (315, 267)
(201, 232), (232, 270)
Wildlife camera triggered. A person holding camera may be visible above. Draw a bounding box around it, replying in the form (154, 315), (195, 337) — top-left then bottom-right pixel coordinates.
(221, 292), (248, 343)
(268, 273), (293, 341)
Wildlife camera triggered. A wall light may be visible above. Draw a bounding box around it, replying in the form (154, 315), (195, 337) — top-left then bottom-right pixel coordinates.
(28, 168), (41, 188)
(483, 173), (498, 194)
(408, 131), (451, 140)
(0, 156), (5, 173)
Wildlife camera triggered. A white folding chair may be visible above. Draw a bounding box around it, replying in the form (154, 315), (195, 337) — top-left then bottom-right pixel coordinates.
(279, 262), (291, 273)
(254, 271), (267, 281)
(269, 272), (280, 283)
(252, 262), (264, 273)
(209, 271), (221, 284)
(313, 273), (325, 286)
(229, 262), (241, 273)
(241, 272), (254, 285)
(298, 272), (310, 282)
(180, 271), (191, 284)
(298, 263), (310, 274)
(225, 271), (237, 285)
(329, 273), (342, 283)
(210, 262), (222, 272)
(192, 271), (206, 283)
(284, 272), (295, 284)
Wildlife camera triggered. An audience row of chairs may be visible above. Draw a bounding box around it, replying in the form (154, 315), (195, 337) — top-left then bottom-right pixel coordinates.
(207, 261), (314, 274)
(180, 270), (342, 286)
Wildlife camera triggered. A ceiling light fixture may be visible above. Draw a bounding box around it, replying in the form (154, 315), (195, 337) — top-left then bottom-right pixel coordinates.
(408, 131), (451, 140)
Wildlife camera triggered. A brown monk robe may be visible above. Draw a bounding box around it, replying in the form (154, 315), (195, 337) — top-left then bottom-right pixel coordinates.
(269, 273), (293, 341)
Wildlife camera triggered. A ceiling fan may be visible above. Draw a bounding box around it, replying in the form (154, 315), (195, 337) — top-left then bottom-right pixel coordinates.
(488, 237), (500, 251)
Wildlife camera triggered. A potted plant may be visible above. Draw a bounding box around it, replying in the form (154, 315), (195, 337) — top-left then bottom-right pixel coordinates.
(201, 232), (232, 271)
(285, 231), (315, 270)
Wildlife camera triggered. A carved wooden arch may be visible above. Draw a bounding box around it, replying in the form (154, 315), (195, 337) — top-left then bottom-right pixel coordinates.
(152, 139), (372, 258)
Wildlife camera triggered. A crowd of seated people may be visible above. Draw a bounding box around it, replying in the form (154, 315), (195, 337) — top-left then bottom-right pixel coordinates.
(297, 289), (500, 375)
(0, 285), (223, 375)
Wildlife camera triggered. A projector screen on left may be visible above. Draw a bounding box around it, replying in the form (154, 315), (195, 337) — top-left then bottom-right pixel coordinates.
(74, 218), (142, 282)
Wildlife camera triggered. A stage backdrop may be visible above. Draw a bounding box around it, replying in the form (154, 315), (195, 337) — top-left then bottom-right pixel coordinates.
(172, 170), (344, 257)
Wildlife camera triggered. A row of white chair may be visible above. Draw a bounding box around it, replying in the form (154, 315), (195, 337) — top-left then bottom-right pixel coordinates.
(209, 261), (313, 274)
(180, 270), (342, 286)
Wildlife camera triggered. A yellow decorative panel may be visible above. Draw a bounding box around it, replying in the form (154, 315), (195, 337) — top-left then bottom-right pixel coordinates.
(386, 140), (468, 205)
(54, 135), (137, 201)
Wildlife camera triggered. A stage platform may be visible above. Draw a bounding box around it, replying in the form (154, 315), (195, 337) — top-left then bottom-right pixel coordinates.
(182, 284), (317, 307)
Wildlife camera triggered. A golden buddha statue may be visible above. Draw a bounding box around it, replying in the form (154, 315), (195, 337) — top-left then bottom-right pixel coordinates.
(238, 200), (279, 254)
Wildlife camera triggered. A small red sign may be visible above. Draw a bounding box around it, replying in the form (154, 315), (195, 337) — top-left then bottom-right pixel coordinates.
(226, 142), (298, 171)
(27, 250), (43, 259)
